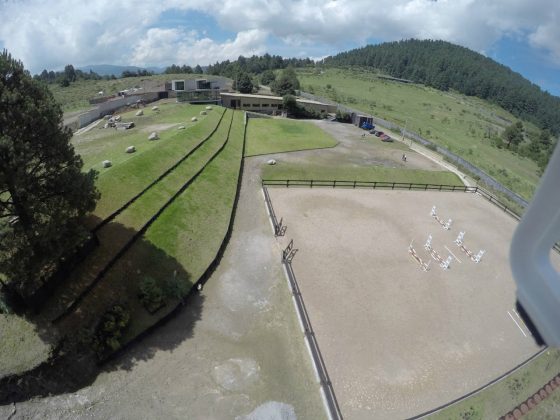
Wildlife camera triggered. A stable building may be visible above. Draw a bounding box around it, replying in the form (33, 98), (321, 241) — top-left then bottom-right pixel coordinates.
(220, 92), (336, 115)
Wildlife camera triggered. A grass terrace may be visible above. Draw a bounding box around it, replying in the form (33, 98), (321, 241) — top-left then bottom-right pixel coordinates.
(245, 118), (338, 156)
(262, 162), (463, 186)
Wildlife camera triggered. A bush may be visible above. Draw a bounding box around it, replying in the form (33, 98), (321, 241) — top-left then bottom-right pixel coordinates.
(163, 274), (189, 300)
(335, 110), (352, 123)
(92, 304), (130, 359)
(425, 143), (438, 151)
(139, 276), (165, 313)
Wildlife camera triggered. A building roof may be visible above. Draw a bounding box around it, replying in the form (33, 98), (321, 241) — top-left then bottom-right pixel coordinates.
(220, 92), (331, 107)
(220, 92), (282, 101)
(296, 98), (332, 106)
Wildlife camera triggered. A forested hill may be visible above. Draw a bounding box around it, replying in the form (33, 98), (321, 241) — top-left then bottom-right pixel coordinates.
(322, 39), (560, 135)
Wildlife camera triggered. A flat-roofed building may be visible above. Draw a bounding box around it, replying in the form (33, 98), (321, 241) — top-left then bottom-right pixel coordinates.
(220, 93), (336, 115)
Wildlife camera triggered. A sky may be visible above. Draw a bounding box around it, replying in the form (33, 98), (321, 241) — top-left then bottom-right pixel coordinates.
(1, 0), (559, 96)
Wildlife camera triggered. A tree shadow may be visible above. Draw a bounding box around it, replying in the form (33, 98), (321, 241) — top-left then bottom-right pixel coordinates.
(0, 215), (205, 404)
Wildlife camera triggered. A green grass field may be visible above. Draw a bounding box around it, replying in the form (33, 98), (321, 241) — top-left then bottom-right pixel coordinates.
(52, 73), (226, 113)
(430, 349), (560, 419)
(60, 110), (246, 346)
(245, 117), (337, 156)
(41, 109), (233, 322)
(298, 68), (542, 199)
(0, 315), (53, 377)
(73, 103), (223, 221)
(262, 162), (463, 186)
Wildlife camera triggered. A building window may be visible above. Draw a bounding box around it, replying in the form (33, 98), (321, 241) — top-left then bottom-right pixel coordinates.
(174, 81), (185, 91)
(242, 103), (249, 108)
(252, 104), (260, 107)
(270, 104), (277, 108)
(262, 104), (269, 107)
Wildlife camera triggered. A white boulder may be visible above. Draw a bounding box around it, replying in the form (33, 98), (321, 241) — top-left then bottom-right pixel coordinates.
(267, 159), (277, 165)
(102, 160), (112, 168)
(200, 110), (207, 115)
(152, 106), (159, 111)
(191, 117), (198, 122)
(178, 125), (186, 130)
(148, 132), (159, 141)
(126, 146), (136, 153)
(135, 109), (143, 116)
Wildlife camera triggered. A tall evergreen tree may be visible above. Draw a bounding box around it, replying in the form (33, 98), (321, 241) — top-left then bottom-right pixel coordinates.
(235, 71), (254, 93)
(272, 67), (300, 96)
(0, 50), (99, 303)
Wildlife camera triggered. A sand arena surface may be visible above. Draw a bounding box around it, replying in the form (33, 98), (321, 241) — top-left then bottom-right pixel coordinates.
(269, 187), (542, 419)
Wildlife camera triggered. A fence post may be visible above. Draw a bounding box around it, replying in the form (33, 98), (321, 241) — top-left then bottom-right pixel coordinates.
(392, 182), (395, 190)
(409, 183), (412, 190)
(287, 179), (290, 188)
(353, 180), (356, 189)
(333, 180), (336, 188)
(439, 185), (442, 191)
(310, 180), (313, 188)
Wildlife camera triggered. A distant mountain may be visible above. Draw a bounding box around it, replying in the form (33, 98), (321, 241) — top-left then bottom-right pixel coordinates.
(322, 39), (560, 135)
(78, 64), (164, 76)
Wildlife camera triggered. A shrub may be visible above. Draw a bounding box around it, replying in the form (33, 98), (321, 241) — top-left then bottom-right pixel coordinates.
(425, 143), (438, 151)
(163, 275), (189, 300)
(92, 304), (130, 359)
(139, 276), (165, 313)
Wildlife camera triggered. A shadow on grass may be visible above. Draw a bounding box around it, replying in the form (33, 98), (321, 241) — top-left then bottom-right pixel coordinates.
(0, 216), (204, 404)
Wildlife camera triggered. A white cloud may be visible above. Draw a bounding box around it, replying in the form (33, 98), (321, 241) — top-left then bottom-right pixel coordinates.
(129, 28), (267, 66)
(0, 0), (559, 72)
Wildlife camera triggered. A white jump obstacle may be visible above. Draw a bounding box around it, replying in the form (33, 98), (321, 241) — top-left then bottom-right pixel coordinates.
(430, 206), (452, 230)
(454, 231), (485, 263)
(423, 234), (452, 270)
(409, 240), (430, 271)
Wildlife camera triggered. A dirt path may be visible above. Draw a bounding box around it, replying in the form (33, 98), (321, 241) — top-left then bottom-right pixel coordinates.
(380, 125), (474, 186)
(0, 157), (324, 420)
(283, 120), (444, 171)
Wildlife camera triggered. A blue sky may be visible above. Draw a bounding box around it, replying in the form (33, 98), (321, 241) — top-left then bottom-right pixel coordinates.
(1, 0), (559, 96)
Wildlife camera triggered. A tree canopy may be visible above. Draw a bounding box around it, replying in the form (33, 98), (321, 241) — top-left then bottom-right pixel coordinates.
(235, 71), (254, 93)
(0, 50), (99, 302)
(272, 67), (300, 96)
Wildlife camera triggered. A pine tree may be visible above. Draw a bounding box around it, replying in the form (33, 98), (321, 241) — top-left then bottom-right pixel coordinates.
(0, 50), (99, 304)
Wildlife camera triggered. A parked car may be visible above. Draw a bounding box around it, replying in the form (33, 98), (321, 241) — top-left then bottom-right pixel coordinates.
(380, 134), (393, 142)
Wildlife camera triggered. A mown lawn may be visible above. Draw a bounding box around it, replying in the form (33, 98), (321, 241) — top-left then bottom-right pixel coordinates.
(74, 103), (214, 171)
(429, 349), (560, 419)
(298, 68), (542, 199)
(245, 117), (337, 156)
(83, 105), (224, 221)
(58, 110), (246, 348)
(0, 315), (53, 377)
(262, 162), (463, 186)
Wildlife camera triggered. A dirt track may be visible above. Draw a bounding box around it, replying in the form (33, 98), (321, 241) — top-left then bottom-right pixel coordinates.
(0, 157), (324, 420)
(269, 188), (542, 419)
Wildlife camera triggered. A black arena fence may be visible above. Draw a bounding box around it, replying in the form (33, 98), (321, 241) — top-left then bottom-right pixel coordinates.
(262, 179), (560, 254)
(282, 245), (343, 420)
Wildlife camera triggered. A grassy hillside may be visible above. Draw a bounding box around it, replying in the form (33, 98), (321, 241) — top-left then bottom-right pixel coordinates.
(323, 40), (560, 135)
(298, 67), (543, 200)
(50, 73), (230, 113)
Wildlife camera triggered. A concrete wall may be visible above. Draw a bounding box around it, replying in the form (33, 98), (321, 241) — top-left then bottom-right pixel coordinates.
(77, 92), (160, 128)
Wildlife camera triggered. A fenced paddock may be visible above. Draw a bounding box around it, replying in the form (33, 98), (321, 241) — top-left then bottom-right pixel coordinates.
(266, 187), (546, 420)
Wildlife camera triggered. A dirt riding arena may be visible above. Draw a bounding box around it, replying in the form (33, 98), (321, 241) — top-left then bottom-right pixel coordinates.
(268, 188), (543, 419)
